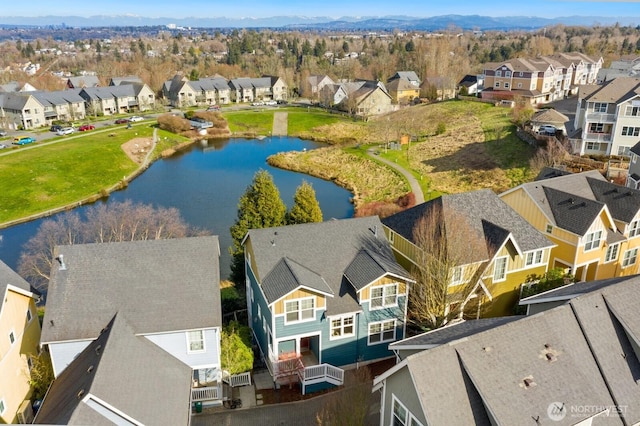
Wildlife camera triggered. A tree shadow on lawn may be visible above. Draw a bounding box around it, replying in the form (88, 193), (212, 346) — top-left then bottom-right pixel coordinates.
(418, 141), (499, 173)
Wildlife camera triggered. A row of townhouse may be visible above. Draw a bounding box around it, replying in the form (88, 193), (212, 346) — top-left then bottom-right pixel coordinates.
(480, 52), (603, 105)
(0, 79), (155, 130)
(162, 74), (288, 107)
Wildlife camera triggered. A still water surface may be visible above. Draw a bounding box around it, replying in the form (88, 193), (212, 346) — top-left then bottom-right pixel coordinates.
(0, 137), (354, 279)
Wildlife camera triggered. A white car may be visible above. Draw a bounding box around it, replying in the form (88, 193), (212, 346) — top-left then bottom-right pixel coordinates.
(129, 116), (144, 122)
(56, 127), (74, 135)
(265, 101), (277, 106)
(539, 125), (557, 135)
(251, 101), (264, 106)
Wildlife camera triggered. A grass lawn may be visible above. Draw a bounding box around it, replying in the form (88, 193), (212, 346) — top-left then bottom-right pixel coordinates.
(0, 125), (187, 224)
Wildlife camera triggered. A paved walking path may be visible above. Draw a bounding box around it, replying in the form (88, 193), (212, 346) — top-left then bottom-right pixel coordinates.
(272, 112), (288, 136)
(367, 149), (425, 204)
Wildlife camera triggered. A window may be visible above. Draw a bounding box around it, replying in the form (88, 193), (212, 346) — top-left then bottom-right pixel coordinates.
(625, 105), (640, 117)
(368, 320), (395, 345)
(9, 331), (15, 345)
(451, 266), (464, 285)
(584, 230), (602, 251)
(330, 315), (355, 339)
(0, 399), (4, 415)
(593, 102), (607, 112)
(630, 220), (640, 237)
(623, 248), (638, 268)
(504, 82), (510, 89)
(586, 141), (601, 151)
(389, 231), (395, 243)
(187, 330), (205, 353)
(26, 308), (32, 323)
(370, 283), (398, 309)
(494, 81), (500, 88)
(525, 250), (544, 266)
(493, 256), (507, 281)
(546, 224), (553, 233)
(495, 70), (502, 77)
(589, 123), (604, 133)
(392, 395), (424, 426)
(505, 71), (511, 77)
(618, 146), (632, 157)
(285, 297), (315, 323)
(519, 71), (524, 77)
(605, 243), (620, 262)
(622, 127), (640, 137)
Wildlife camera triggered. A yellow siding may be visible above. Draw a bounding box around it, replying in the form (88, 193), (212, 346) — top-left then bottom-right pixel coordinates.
(273, 288), (326, 314)
(361, 277), (407, 302)
(0, 291), (40, 424)
(244, 238), (260, 282)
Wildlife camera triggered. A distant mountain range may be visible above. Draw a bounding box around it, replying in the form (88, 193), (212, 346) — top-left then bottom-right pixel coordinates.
(0, 14), (638, 31)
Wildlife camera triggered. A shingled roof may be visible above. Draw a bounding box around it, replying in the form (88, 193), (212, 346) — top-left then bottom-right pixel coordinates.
(41, 236), (221, 344)
(246, 217), (411, 316)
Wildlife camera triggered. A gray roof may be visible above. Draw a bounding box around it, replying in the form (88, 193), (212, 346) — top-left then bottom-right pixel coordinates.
(388, 276), (640, 425)
(35, 314), (192, 425)
(588, 176), (640, 223)
(0, 92), (34, 110)
(32, 90), (85, 106)
(382, 189), (553, 265)
(109, 76), (143, 86)
(631, 141), (640, 156)
(534, 167), (572, 180)
(388, 71), (420, 83)
(0, 259), (32, 298)
(247, 217), (411, 316)
(344, 249), (411, 291)
(190, 77), (231, 92)
(79, 84), (142, 101)
(67, 76), (100, 88)
(389, 317), (522, 349)
(531, 108), (569, 124)
(41, 236), (221, 344)
(519, 275), (635, 305)
(581, 77), (640, 104)
(543, 186), (605, 235)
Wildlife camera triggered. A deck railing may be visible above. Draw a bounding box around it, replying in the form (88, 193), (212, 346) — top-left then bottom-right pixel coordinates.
(191, 385), (220, 402)
(223, 371), (252, 387)
(299, 364), (345, 395)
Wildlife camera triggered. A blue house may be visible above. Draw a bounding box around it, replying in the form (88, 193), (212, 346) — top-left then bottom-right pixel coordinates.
(243, 216), (414, 394)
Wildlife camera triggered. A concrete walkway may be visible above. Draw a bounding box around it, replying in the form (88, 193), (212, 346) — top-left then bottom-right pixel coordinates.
(367, 148), (425, 204)
(272, 112), (288, 136)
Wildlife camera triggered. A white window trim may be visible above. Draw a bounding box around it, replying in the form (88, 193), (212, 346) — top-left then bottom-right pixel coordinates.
(284, 296), (316, 325)
(584, 230), (602, 252)
(368, 319), (396, 346)
(629, 220), (640, 238)
(8, 329), (15, 345)
(622, 248), (638, 268)
(26, 307), (33, 323)
(546, 224), (553, 233)
(329, 314), (356, 341)
(493, 256), (508, 282)
(450, 266), (464, 286)
(392, 394), (424, 426)
(369, 283), (399, 310)
(525, 250), (544, 267)
(186, 329), (206, 354)
(605, 243), (620, 263)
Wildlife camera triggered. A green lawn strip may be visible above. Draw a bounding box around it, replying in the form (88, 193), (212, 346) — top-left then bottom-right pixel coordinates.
(223, 110), (275, 134)
(0, 126), (186, 223)
(286, 109), (347, 135)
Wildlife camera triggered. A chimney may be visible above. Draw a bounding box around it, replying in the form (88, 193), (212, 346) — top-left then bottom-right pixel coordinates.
(57, 254), (67, 271)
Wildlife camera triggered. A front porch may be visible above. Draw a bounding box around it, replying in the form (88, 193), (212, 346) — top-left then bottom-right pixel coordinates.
(191, 367), (223, 406)
(268, 349), (344, 395)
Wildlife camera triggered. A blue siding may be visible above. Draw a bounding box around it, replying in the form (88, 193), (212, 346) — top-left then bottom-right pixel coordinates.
(357, 296), (406, 362)
(275, 312), (325, 338)
(247, 263), (272, 359)
(305, 382), (338, 394)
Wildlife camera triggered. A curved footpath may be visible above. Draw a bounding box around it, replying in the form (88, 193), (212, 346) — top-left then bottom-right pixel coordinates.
(366, 149), (425, 204)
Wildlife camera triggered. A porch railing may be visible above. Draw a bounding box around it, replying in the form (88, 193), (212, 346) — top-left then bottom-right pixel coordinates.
(299, 364), (344, 395)
(223, 371), (252, 387)
(191, 385), (220, 402)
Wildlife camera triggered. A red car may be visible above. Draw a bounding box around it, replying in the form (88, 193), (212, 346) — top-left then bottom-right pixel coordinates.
(115, 118), (129, 124)
(79, 124), (95, 131)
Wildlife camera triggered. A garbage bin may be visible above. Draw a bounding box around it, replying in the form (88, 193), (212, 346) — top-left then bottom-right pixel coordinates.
(194, 401), (202, 413)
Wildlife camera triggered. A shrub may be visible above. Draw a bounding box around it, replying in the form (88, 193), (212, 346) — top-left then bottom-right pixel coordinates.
(435, 122), (446, 135)
(396, 192), (416, 209)
(157, 113), (191, 133)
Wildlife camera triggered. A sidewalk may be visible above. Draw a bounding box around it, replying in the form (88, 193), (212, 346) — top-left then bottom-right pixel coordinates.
(367, 148), (425, 204)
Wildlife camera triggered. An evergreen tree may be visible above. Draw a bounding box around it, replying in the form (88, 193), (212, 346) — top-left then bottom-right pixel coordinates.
(287, 181), (323, 225)
(229, 170), (286, 284)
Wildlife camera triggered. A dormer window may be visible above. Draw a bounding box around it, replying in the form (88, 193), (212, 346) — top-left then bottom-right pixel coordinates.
(370, 283), (398, 309)
(584, 230), (602, 251)
(285, 297), (315, 324)
(630, 220), (640, 237)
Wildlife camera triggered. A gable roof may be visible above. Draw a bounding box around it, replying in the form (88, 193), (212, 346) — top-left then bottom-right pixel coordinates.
(543, 186), (606, 235)
(0, 259), (32, 296)
(458, 74), (478, 87)
(581, 77), (640, 104)
(377, 275), (640, 425)
(587, 176), (640, 223)
(34, 314), (192, 425)
(344, 248), (411, 291)
(388, 71), (421, 84)
(109, 76), (143, 86)
(67, 76), (100, 88)
(32, 90), (85, 107)
(531, 108), (569, 124)
(519, 275), (633, 306)
(382, 189), (553, 265)
(247, 217), (411, 316)
(41, 236), (221, 344)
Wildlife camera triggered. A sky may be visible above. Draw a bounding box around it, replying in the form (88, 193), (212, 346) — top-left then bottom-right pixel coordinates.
(3, 0), (640, 19)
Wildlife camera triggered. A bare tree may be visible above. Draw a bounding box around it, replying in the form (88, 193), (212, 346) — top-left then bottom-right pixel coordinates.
(18, 200), (205, 292)
(315, 367), (372, 426)
(409, 205), (488, 330)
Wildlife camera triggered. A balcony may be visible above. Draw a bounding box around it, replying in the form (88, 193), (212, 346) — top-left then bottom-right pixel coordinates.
(586, 112), (616, 122)
(269, 351), (344, 395)
(584, 132), (612, 142)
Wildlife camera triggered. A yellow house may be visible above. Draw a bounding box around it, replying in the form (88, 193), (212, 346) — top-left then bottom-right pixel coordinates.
(381, 189), (555, 318)
(0, 261), (40, 424)
(500, 169), (640, 282)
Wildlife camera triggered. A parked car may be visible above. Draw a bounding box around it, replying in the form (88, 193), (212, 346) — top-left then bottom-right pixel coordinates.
(277, 99), (288, 105)
(79, 124), (95, 131)
(265, 100), (277, 106)
(13, 137), (35, 145)
(252, 101), (264, 106)
(50, 124), (63, 132)
(57, 127), (74, 136)
(115, 118), (129, 124)
(206, 105), (221, 111)
(539, 125), (558, 135)
(0, 129), (7, 137)
(0, 143), (8, 149)
(129, 116), (144, 122)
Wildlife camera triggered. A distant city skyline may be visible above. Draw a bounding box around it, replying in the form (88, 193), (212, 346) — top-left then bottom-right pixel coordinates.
(2, 0), (640, 20)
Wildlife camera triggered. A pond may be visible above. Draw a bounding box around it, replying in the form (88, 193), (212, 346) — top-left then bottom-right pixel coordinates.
(0, 137), (354, 279)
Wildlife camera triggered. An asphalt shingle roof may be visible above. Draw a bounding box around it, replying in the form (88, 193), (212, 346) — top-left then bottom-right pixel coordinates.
(247, 217), (410, 316)
(543, 186), (605, 235)
(587, 176), (640, 223)
(0, 259), (32, 296)
(41, 236), (222, 344)
(262, 257), (333, 302)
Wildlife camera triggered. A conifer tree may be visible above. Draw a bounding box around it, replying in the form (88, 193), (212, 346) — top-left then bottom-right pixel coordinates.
(287, 181), (323, 225)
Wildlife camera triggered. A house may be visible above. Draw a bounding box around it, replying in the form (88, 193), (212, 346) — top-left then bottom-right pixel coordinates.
(228, 78), (255, 103)
(306, 74), (335, 99)
(40, 236), (224, 406)
(530, 108), (569, 135)
(598, 56), (640, 83)
(243, 217), (414, 394)
(0, 260), (40, 424)
(627, 141), (640, 189)
(457, 74), (480, 96)
(228, 76), (288, 104)
(0, 92), (46, 130)
(373, 275), (640, 425)
(0, 81), (38, 92)
(500, 169), (640, 281)
(79, 83), (155, 116)
(31, 90), (87, 124)
(66, 75), (100, 89)
(318, 83), (348, 107)
(163, 75), (232, 107)
(337, 80), (393, 117)
(109, 75), (143, 86)
(570, 77), (640, 157)
(388, 71), (421, 88)
(34, 314), (192, 425)
(382, 189), (554, 318)
(386, 78), (420, 105)
(421, 76), (456, 101)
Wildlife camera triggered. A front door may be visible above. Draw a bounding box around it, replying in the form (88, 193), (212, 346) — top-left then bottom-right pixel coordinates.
(300, 336), (310, 354)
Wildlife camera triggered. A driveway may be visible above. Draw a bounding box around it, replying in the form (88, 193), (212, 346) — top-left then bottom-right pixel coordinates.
(545, 96), (579, 134)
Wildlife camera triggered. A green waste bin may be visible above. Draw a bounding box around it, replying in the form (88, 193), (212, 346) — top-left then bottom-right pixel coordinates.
(194, 401), (203, 413)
